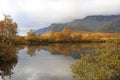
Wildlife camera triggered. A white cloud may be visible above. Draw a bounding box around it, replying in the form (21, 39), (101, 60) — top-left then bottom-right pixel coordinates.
(0, 13), (4, 20)
(0, 0), (120, 35)
(10, 49), (76, 80)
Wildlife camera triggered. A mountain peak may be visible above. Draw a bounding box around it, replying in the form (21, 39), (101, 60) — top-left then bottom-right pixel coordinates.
(73, 19), (82, 22)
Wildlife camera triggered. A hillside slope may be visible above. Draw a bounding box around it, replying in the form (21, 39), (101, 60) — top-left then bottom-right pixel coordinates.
(35, 15), (120, 34)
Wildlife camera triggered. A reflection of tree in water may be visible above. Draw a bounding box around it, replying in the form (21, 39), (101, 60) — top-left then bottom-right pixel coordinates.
(27, 45), (41, 56)
(0, 43), (18, 80)
(47, 43), (82, 59)
(0, 61), (17, 80)
(26, 43), (107, 59)
(47, 43), (107, 59)
(48, 44), (71, 56)
(16, 45), (26, 51)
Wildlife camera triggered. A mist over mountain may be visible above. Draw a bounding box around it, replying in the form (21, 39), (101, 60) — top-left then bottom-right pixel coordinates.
(35, 15), (120, 34)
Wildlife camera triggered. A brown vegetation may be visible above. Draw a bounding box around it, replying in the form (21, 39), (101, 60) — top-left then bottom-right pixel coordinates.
(71, 43), (120, 80)
(22, 27), (120, 45)
(0, 15), (17, 38)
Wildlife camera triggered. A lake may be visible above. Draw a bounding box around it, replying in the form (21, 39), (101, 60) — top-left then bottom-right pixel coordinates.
(0, 43), (107, 80)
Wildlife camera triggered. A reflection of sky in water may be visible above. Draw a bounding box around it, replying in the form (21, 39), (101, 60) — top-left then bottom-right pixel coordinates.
(2, 48), (76, 80)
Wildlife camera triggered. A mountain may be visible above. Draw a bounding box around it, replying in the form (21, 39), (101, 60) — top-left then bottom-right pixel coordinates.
(102, 17), (120, 33)
(35, 27), (50, 34)
(35, 15), (120, 34)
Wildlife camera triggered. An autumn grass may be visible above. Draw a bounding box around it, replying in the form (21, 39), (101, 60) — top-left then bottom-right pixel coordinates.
(71, 42), (120, 80)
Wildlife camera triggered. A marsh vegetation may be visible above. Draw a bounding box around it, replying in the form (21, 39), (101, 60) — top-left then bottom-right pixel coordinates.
(71, 43), (120, 80)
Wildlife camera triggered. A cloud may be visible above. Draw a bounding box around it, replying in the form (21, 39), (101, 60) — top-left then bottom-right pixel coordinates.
(0, 0), (120, 35)
(0, 13), (4, 20)
(10, 49), (75, 80)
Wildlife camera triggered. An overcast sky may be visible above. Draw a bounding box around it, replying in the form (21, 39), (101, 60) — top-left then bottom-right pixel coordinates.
(0, 0), (120, 35)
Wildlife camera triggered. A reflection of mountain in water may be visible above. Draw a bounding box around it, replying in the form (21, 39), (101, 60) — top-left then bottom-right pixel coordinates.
(48, 45), (98, 59)
(48, 50), (81, 59)
(69, 51), (81, 59)
(26, 43), (107, 59)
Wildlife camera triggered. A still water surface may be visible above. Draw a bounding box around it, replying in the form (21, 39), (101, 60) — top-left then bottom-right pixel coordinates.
(0, 43), (106, 80)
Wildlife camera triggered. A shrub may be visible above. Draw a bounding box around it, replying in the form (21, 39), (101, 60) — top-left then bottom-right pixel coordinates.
(71, 43), (120, 80)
